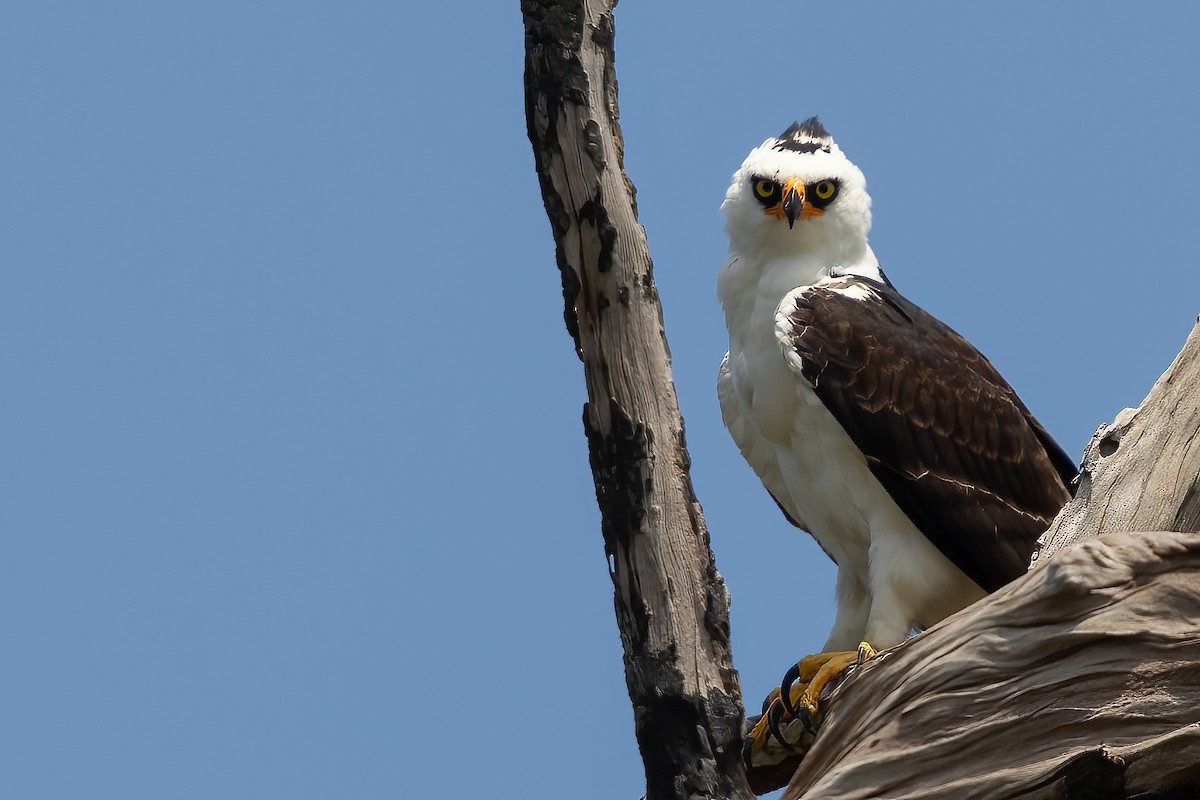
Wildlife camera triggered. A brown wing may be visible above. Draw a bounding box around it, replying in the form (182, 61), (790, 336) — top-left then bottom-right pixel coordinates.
(777, 276), (1077, 591)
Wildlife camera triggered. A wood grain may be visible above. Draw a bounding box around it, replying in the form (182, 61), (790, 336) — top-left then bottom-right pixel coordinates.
(773, 323), (1200, 799)
(522, 1), (753, 797)
(1036, 319), (1200, 559)
(784, 530), (1200, 799)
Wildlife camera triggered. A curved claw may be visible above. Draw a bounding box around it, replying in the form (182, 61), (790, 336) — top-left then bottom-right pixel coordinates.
(795, 704), (816, 736)
(779, 661), (803, 716)
(761, 686), (779, 716)
(765, 698), (798, 751)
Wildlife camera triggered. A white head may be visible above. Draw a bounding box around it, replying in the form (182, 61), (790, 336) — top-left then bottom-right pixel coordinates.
(722, 118), (873, 265)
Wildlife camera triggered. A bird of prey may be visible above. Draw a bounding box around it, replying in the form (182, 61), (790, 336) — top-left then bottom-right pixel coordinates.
(716, 118), (1077, 758)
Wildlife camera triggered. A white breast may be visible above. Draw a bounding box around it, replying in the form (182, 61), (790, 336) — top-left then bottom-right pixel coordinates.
(718, 265), (985, 650)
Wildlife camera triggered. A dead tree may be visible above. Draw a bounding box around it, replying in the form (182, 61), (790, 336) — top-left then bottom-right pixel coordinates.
(770, 323), (1200, 799)
(522, 1), (752, 798)
(522, 2), (1200, 798)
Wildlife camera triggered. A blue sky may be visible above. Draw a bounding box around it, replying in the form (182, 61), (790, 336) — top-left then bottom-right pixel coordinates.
(2, 3), (1198, 798)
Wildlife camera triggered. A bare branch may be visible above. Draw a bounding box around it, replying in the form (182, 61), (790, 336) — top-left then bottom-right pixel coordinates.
(782, 530), (1200, 799)
(1036, 319), (1200, 557)
(522, 2), (753, 797)
(773, 322), (1200, 799)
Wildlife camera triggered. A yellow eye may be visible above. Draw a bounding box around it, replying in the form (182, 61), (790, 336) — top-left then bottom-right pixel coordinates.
(814, 180), (836, 200)
(754, 179), (776, 199)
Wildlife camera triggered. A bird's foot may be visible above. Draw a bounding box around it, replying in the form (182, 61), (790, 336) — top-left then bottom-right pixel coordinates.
(742, 642), (877, 788)
(777, 641), (877, 733)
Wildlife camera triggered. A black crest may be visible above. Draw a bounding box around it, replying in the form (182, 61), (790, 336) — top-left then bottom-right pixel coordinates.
(774, 117), (833, 154)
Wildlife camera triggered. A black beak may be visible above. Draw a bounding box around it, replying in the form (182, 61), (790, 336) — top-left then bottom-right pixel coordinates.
(782, 185), (803, 229)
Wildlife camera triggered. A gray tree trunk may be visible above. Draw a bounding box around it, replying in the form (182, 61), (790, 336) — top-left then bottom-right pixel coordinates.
(522, 2), (753, 798)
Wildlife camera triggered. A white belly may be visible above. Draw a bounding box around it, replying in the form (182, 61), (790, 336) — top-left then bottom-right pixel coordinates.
(722, 337), (985, 650)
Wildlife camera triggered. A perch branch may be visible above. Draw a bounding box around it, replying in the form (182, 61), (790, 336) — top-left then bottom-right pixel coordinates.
(522, 1), (753, 797)
(770, 320), (1200, 799)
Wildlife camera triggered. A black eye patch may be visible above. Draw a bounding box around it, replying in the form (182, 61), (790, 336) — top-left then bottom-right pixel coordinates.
(751, 177), (782, 206)
(807, 179), (840, 209)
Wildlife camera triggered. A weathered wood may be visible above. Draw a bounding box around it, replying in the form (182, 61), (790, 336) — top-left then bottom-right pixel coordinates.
(783, 530), (1200, 799)
(770, 325), (1200, 799)
(521, 2), (753, 798)
(1036, 319), (1200, 559)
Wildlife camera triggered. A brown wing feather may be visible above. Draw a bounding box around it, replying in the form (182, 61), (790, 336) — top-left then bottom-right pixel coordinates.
(779, 277), (1077, 591)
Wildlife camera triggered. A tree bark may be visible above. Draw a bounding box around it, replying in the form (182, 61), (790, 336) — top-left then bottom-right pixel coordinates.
(521, 2), (753, 798)
(779, 529), (1200, 799)
(1035, 320), (1200, 560)
(771, 320), (1200, 799)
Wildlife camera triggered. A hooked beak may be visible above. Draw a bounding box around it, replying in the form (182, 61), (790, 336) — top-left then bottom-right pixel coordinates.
(781, 179), (804, 229)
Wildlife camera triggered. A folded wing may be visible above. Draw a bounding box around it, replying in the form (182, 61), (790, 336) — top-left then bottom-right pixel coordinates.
(775, 276), (1077, 591)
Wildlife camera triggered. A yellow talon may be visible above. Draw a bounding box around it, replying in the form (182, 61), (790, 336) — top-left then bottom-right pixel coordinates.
(796, 641), (877, 718)
(751, 642), (880, 753)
